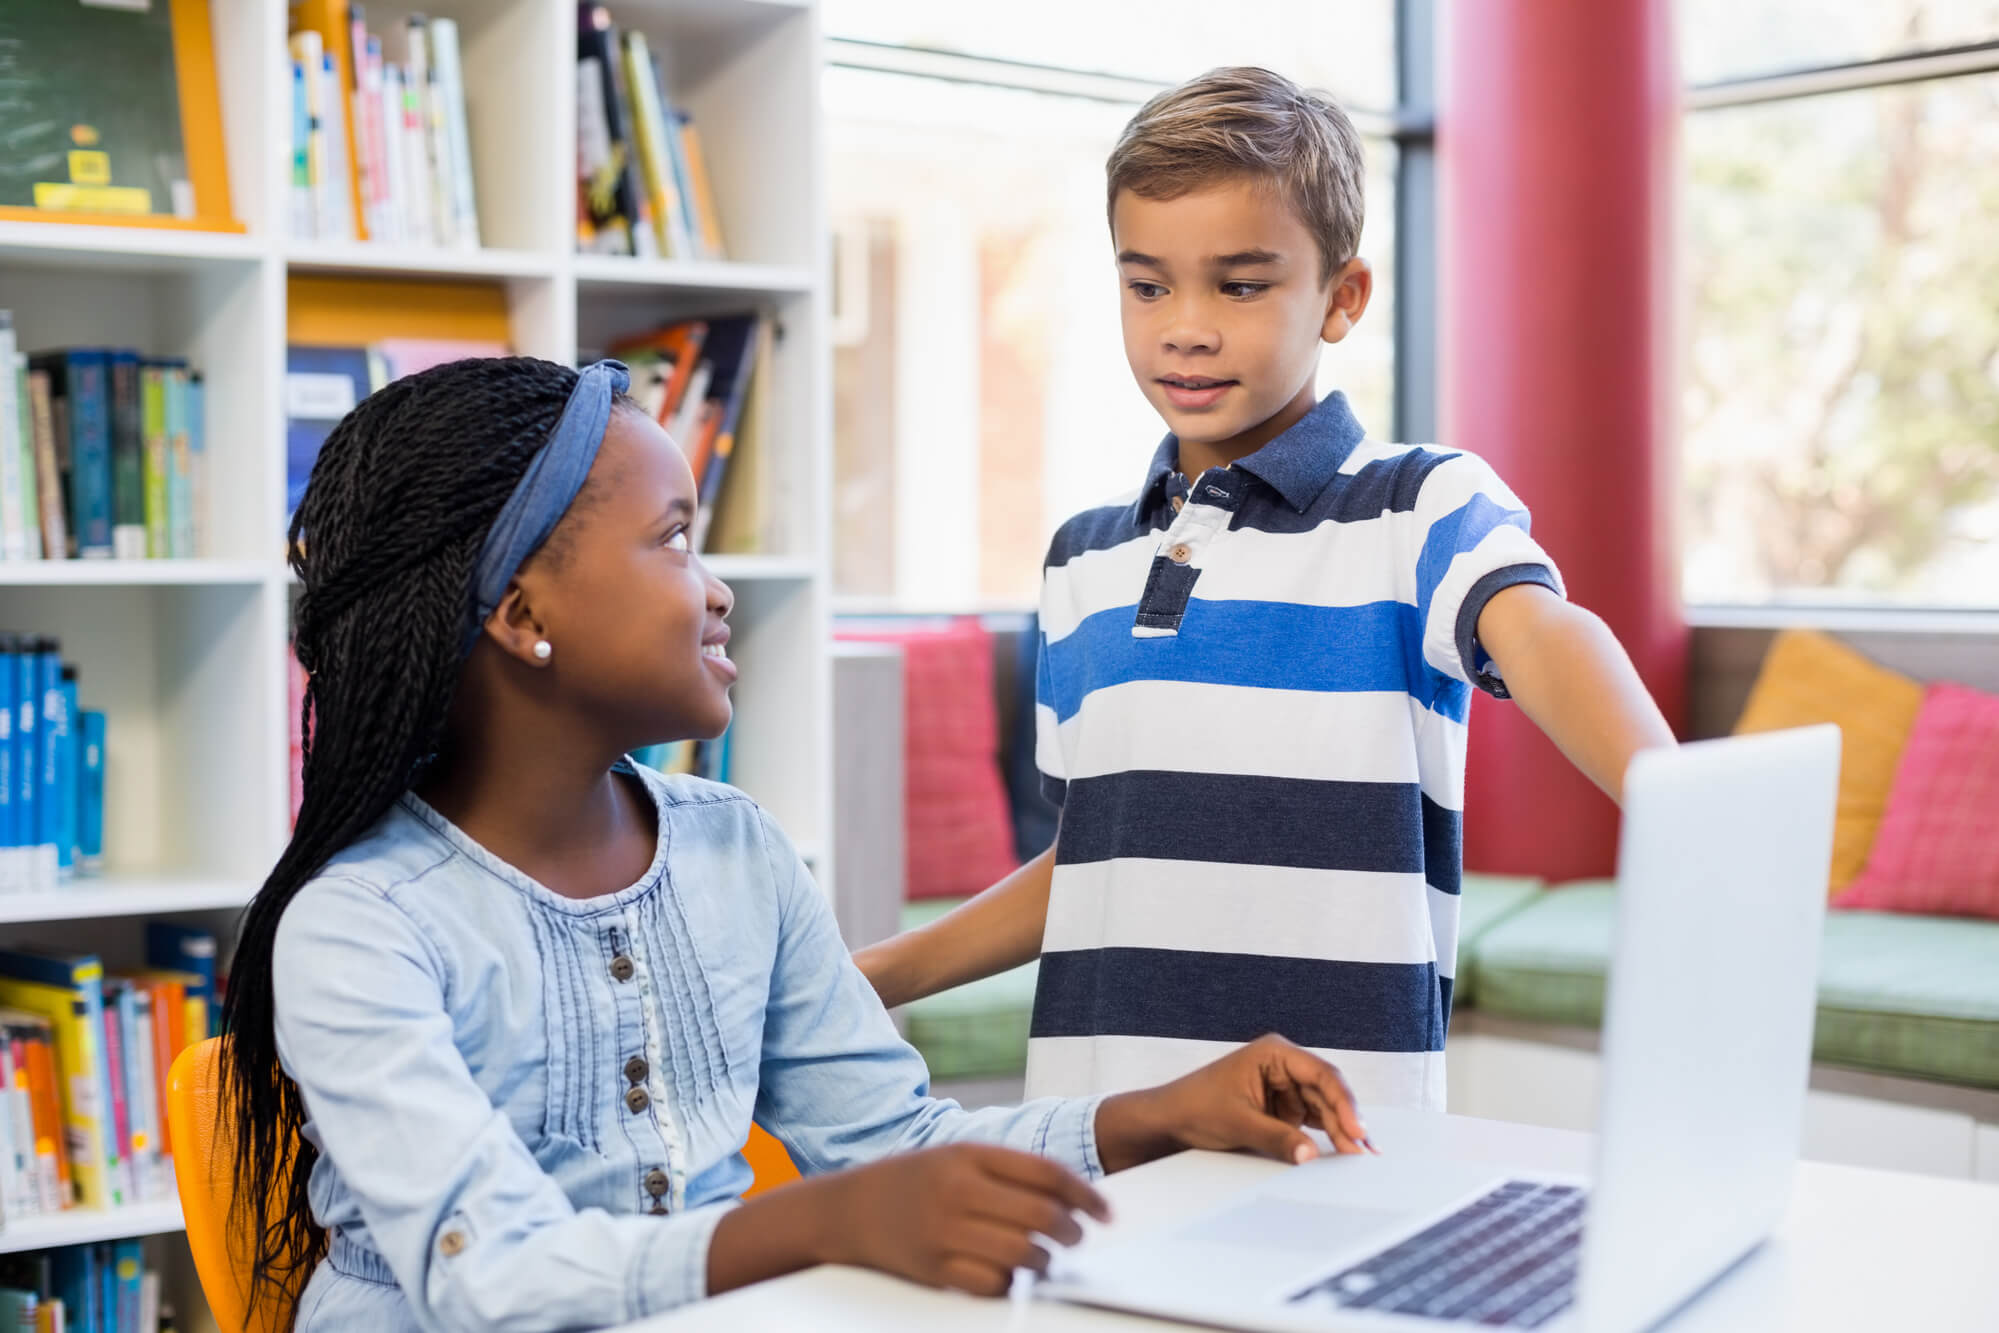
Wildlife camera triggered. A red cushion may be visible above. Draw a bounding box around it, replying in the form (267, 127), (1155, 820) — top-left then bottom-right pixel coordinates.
(836, 620), (1019, 900)
(1834, 682), (1999, 920)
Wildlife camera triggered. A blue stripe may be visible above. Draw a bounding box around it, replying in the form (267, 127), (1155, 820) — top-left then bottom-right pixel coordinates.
(1414, 493), (1530, 634)
(1030, 947), (1444, 1052)
(1043, 599), (1471, 724)
(1056, 771), (1428, 874)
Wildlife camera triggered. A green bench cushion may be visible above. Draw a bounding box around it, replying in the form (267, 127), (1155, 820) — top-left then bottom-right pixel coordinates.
(1452, 874), (1546, 1011)
(1466, 882), (1999, 1089)
(897, 899), (1038, 1081)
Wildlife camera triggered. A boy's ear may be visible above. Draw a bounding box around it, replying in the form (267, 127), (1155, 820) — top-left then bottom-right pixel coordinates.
(481, 581), (553, 669)
(1320, 257), (1374, 345)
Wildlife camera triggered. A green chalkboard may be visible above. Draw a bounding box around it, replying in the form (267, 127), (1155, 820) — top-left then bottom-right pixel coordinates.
(0, 0), (192, 215)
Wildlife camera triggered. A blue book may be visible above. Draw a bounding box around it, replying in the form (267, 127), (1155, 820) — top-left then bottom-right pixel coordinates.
(112, 1238), (144, 1333)
(0, 637), (15, 894)
(10, 636), (35, 894)
(33, 638), (60, 892)
(55, 667), (78, 880)
(78, 710), (106, 875)
(145, 924), (218, 1024)
(50, 1246), (95, 1333)
(0, 1288), (37, 1331)
(285, 346), (374, 524)
(109, 349), (145, 560)
(31, 351), (116, 557)
(95, 1242), (114, 1333)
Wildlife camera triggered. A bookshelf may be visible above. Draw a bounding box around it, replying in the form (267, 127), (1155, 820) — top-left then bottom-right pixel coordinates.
(0, 0), (832, 1301)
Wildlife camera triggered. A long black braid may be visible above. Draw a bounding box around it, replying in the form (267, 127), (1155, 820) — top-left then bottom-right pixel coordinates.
(223, 356), (591, 1324)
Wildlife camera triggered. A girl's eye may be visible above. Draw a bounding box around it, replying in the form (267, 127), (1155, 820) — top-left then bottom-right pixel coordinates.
(664, 528), (691, 553)
(1222, 282), (1269, 299)
(1128, 281), (1166, 301)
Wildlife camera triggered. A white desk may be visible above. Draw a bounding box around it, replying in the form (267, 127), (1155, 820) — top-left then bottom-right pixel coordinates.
(623, 1108), (1999, 1332)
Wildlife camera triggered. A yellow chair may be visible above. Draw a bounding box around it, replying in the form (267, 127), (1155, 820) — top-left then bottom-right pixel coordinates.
(170, 1038), (801, 1329)
(167, 1038), (294, 1333)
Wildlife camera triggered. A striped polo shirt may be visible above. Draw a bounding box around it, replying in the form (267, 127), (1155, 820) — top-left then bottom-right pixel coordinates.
(1027, 390), (1563, 1111)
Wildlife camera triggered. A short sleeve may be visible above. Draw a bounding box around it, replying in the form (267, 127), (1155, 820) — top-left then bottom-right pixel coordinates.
(1034, 624), (1066, 808)
(1410, 452), (1565, 697)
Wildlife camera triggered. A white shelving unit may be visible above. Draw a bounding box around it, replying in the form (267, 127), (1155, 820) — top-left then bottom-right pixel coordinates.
(0, 0), (831, 1290)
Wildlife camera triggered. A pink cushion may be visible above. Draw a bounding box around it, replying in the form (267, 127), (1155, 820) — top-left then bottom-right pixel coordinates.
(835, 619), (1020, 900)
(1835, 682), (1999, 920)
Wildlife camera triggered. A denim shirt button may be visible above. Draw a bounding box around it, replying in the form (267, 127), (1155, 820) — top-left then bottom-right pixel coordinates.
(644, 1168), (669, 1196)
(625, 1086), (651, 1114)
(609, 955), (635, 982)
(438, 1230), (467, 1257)
(624, 1055), (649, 1084)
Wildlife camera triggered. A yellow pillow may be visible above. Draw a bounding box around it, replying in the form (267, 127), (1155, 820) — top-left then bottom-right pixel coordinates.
(1734, 629), (1924, 893)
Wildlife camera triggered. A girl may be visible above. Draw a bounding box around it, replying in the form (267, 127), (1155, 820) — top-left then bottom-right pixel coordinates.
(224, 356), (1371, 1332)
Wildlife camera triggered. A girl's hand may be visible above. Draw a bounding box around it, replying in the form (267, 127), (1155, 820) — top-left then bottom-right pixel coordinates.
(1094, 1034), (1375, 1173)
(819, 1143), (1111, 1296)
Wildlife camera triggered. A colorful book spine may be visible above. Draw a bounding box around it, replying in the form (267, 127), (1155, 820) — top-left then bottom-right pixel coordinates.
(77, 712), (105, 876)
(320, 51), (357, 241)
(113, 1238), (144, 1333)
(0, 314), (23, 561)
(11, 637), (35, 895)
(0, 639), (15, 893)
(23, 1026), (69, 1209)
(99, 987), (134, 1207)
(31, 639), (59, 894)
(56, 352), (113, 557)
(139, 363), (169, 560)
(0, 1036), (24, 1221)
(54, 669), (77, 882)
(108, 352), (144, 561)
(291, 59), (313, 239)
(428, 18), (481, 250)
(25, 371), (66, 561)
(144, 926), (217, 1034)
(165, 365), (193, 561)
(127, 983), (163, 1197)
(187, 371), (207, 559)
(12, 355), (39, 565)
(0, 951), (117, 1211)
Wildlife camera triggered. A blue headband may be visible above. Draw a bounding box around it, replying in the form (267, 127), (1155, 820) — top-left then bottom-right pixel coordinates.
(463, 359), (630, 655)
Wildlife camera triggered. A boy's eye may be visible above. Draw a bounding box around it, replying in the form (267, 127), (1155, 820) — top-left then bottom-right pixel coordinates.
(663, 527), (691, 552)
(1127, 281), (1166, 301)
(1221, 282), (1269, 299)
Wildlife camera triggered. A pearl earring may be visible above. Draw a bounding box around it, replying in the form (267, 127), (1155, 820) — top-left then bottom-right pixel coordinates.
(533, 640), (553, 661)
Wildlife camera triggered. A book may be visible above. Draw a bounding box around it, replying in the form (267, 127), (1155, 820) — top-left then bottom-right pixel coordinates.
(319, 51), (357, 242)
(50, 1248), (94, 1333)
(29, 352), (114, 558)
(98, 988), (134, 1205)
(107, 353), (143, 561)
(31, 639), (60, 894)
(18, 1020), (69, 1209)
(25, 370), (66, 561)
(184, 373), (206, 558)
(165, 365), (194, 560)
(678, 117), (727, 260)
(290, 30), (329, 240)
(132, 973), (186, 1162)
(54, 669), (76, 883)
(577, 5), (653, 258)
(284, 345), (374, 523)
(139, 364), (169, 561)
(0, 950), (118, 1210)
(0, 640), (14, 892)
(686, 315), (765, 550)
(144, 926), (217, 1037)
(0, 316), (22, 561)
(10, 638), (37, 894)
(369, 338), (507, 382)
(290, 59), (313, 238)
(428, 18), (481, 250)
(77, 712), (105, 876)
(111, 1240), (143, 1333)
(12, 355), (41, 566)
(0, 1032), (28, 1221)
(621, 31), (692, 259)
(708, 317), (776, 555)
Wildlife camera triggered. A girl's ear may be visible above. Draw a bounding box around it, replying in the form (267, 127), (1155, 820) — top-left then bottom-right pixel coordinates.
(481, 581), (553, 668)
(1320, 257), (1374, 346)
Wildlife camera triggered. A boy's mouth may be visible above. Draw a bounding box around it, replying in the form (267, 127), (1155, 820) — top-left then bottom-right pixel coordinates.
(1157, 374), (1237, 410)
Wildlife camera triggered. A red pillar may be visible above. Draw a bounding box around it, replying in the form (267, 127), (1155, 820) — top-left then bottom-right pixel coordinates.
(1439, 0), (1688, 882)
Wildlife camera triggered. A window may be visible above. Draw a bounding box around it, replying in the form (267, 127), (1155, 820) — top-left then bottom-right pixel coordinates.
(823, 4), (1404, 609)
(1682, 8), (1999, 607)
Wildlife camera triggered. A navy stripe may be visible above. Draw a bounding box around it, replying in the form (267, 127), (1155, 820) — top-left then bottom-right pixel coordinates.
(1043, 599), (1470, 724)
(1421, 794), (1463, 897)
(1454, 563), (1562, 700)
(1056, 770), (1428, 873)
(1045, 501), (1154, 571)
(1231, 448), (1461, 535)
(1031, 947), (1444, 1052)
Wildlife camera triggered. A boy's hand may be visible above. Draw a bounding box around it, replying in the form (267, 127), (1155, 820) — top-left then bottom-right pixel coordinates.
(1094, 1034), (1375, 1174)
(818, 1143), (1111, 1295)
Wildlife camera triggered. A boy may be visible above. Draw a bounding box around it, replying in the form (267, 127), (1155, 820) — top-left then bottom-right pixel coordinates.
(855, 68), (1674, 1110)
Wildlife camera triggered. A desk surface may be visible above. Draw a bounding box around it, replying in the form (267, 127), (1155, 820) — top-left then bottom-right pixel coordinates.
(623, 1108), (1999, 1332)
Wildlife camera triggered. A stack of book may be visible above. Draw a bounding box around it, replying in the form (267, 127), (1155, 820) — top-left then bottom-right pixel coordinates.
(289, 3), (482, 249)
(576, 3), (727, 260)
(609, 313), (773, 552)
(0, 1237), (166, 1333)
(0, 927), (217, 1224)
(0, 636), (105, 895)
(0, 316), (207, 563)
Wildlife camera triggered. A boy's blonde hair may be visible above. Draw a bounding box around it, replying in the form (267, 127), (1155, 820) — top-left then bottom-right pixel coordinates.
(1106, 66), (1366, 283)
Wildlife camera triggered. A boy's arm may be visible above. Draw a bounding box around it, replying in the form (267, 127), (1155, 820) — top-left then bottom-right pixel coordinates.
(1474, 583), (1677, 803)
(852, 841), (1055, 1009)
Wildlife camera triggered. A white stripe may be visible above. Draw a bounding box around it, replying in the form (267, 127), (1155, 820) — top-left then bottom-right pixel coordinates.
(1025, 1034), (1447, 1111)
(1054, 680), (1421, 786)
(1429, 883), (1463, 982)
(1421, 527), (1558, 682)
(1410, 696), (1469, 810)
(1033, 701), (1065, 786)
(1041, 528), (1162, 644)
(1044, 858), (1441, 966)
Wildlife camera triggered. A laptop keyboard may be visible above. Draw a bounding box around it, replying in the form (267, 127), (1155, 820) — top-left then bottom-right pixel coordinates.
(1287, 1180), (1584, 1327)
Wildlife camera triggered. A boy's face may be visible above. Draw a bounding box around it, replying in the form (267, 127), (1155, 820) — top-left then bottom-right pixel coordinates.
(1113, 177), (1369, 455)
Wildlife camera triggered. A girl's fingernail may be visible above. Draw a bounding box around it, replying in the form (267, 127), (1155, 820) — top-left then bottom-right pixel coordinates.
(1293, 1143), (1316, 1164)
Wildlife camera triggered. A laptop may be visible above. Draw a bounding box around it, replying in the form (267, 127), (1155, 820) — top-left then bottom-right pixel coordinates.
(1042, 726), (1840, 1333)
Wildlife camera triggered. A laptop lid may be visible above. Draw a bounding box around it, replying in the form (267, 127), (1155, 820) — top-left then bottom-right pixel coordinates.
(1578, 726), (1840, 1333)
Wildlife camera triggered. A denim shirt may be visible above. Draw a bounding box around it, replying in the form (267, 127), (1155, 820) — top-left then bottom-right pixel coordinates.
(272, 765), (1106, 1333)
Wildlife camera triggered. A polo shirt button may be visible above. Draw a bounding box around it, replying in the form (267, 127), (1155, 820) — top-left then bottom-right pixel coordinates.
(649, 1203), (668, 1216)
(438, 1230), (466, 1257)
(624, 1055), (648, 1083)
(625, 1086), (651, 1114)
(609, 955), (635, 982)
(1168, 543), (1192, 564)
(645, 1168), (669, 1196)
